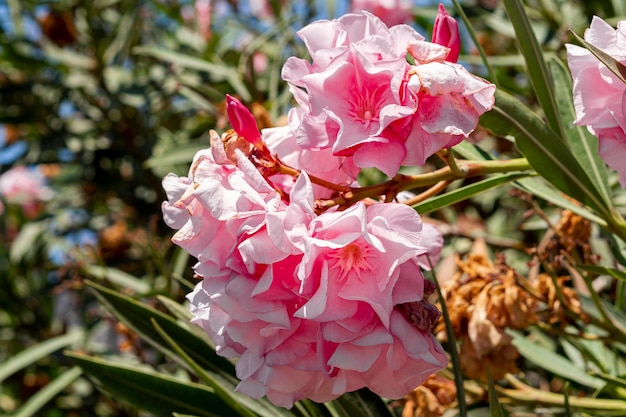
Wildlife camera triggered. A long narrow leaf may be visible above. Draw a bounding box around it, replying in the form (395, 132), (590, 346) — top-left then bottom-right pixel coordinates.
(514, 178), (607, 226)
(413, 172), (531, 214)
(12, 367), (82, 417)
(488, 369), (505, 417)
(85, 280), (235, 376)
(481, 89), (609, 218)
(0, 329), (83, 384)
(133, 46), (251, 101)
(502, 0), (565, 140)
(66, 352), (230, 417)
(508, 330), (605, 388)
(548, 56), (613, 205)
(151, 319), (259, 417)
(569, 29), (626, 85)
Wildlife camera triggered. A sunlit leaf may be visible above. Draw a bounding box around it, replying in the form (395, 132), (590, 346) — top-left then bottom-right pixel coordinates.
(12, 367), (82, 417)
(86, 281), (235, 376)
(413, 172), (531, 214)
(66, 352), (230, 417)
(0, 330), (83, 384)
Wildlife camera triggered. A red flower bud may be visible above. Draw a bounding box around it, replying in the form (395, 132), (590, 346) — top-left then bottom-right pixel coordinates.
(225, 95), (265, 150)
(432, 4), (460, 63)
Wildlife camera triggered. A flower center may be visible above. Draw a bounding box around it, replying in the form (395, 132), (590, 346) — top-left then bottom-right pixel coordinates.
(349, 86), (383, 129)
(328, 242), (373, 280)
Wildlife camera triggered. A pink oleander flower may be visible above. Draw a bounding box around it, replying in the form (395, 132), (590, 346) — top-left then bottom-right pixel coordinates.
(432, 4), (461, 63)
(566, 16), (626, 187)
(195, 0), (211, 40)
(262, 107), (359, 198)
(281, 10), (494, 177)
(164, 147), (448, 407)
(350, 0), (414, 27)
(162, 130), (285, 276)
(0, 165), (54, 217)
(403, 41), (496, 165)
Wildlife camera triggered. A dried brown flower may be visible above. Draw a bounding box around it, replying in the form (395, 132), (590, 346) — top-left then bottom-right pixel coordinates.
(402, 375), (456, 417)
(437, 247), (537, 380)
(533, 273), (589, 324)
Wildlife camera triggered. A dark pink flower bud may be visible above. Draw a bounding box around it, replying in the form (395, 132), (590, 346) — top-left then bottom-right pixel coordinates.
(432, 3), (460, 63)
(225, 94), (265, 151)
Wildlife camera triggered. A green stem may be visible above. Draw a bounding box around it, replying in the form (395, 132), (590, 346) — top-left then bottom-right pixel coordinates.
(319, 158), (532, 210)
(502, 375), (626, 412)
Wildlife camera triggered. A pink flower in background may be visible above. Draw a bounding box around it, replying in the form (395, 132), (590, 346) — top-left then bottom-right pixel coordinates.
(432, 3), (461, 62)
(0, 165), (54, 217)
(350, 0), (414, 27)
(566, 16), (626, 186)
(195, 0), (211, 40)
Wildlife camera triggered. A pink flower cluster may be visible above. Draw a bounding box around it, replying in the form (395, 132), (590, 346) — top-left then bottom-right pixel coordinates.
(566, 16), (626, 187)
(163, 130), (447, 407)
(274, 10), (494, 177)
(0, 165), (54, 218)
(163, 6), (495, 408)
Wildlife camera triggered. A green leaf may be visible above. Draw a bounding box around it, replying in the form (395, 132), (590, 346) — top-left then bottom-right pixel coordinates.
(509, 330), (605, 388)
(569, 29), (626, 85)
(65, 352), (230, 417)
(85, 280), (235, 376)
(514, 177), (607, 226)
(413, 172), (531, 214)
(337, 389), (395, 417)
(12, 367), (82, 417)
(84, 265), (150, 294)
(577, 265), (626, 283)
(548, 56), (613, 205)
(133, 46), (251, 101)
(151, 319), (259, 417)
(488, 369), (505, 417)
(502, 0), (565, 140)
(452, 140), (495, 161)
(0, 329), (83, 384)
(9, 221), (46, 263)
(481, 89), (609, 218)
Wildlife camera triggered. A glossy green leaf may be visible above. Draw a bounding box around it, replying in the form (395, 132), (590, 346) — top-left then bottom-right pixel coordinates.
(0, 329), (83, 384)
(548, 56), (613, 205)
(151, 319), (259, 417)
(12, 366), (82, 417)
(84, 265), (150, 294)
(66, 352), (229, 417)
(481, 89), (609, 218)
(502, 0), (565, 141)
(337, 389), (395, 417)
(515, 177), (607, 226)
(86, 280), (235, 376)
(413, 172), (531, 214)
(488, 369), (505, 417)
(569, 29), (626, 85)
(509, 330), (605, 388)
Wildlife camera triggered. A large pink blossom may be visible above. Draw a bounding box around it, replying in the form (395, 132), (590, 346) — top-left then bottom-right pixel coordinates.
(164, 151), (447, 407)
(403, 41), (496, 165)
(566, 16), (626, 186)
(350, 0), (414, 27)
(281, 10), (494, 177)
